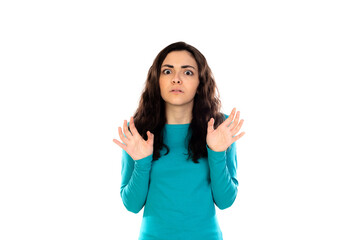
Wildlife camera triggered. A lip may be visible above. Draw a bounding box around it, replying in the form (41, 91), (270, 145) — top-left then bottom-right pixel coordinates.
(170, 89), (184, 93)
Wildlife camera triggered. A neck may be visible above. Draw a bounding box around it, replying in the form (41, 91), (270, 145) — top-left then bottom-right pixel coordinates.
(165, 102), (193, 124)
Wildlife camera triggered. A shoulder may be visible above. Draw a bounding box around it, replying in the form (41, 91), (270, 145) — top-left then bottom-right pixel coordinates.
(220, 112), (229, 121)
(214, 112), (228, 125)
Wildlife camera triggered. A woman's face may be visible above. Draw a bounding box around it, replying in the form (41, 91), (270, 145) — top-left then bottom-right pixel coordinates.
(159, 50), (200, 108)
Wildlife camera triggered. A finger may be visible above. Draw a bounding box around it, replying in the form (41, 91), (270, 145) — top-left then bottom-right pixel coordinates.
(224, 108), (236, 127)
(207, 118), (215, 132)
(129, 116), (140, 136)
(118, 126), (129, 144)
(229, 111), (240, 131)
(113, 138), (127, 150)
(123, 119), (132, 139)
(231, 118), (244, 135)
(232, 131), (246, 143)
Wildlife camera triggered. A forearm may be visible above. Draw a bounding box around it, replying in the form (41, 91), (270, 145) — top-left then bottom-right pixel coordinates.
(207, 145), (238, 210)
(120, 153), (153, 213)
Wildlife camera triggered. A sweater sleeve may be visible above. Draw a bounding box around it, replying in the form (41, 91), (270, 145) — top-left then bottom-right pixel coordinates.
(206, 142), (238, 210)
(120, 148), (153, 213)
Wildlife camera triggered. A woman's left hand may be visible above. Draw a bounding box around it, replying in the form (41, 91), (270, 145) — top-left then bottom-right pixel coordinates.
(206, 108), (245, 152)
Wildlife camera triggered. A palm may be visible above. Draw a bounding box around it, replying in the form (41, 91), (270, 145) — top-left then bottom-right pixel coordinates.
(113, 116), (154, 160)
(206, 108), (245, 152)
(130, 135), (153, 159)
(206, 125), (234, 152)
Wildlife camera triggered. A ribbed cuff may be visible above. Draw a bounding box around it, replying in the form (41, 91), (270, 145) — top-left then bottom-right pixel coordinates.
(134, 154), (153, 170)
(206, 145), (226, 163)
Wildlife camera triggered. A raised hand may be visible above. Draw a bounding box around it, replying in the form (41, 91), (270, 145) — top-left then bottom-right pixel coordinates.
(113, 116), (154, 160)
(206, 108), (245, 152)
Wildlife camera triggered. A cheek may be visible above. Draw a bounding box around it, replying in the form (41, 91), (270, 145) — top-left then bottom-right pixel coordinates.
(158, 78), (167, 97)
(159, 78), (165, 91)
(191, 80), (200, 93)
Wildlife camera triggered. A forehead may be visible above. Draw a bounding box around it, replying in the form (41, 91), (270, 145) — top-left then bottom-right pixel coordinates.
(162, 50), (197, 68)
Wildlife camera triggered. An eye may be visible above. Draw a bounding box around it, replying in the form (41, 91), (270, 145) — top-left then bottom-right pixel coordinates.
(184, 70), (193, 76)
(163, 69), (172, 74)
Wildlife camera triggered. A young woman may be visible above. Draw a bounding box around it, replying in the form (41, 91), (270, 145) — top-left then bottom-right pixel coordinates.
(113, 41), (245, 240)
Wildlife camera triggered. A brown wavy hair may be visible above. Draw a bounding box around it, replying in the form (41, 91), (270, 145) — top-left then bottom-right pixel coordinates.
(132, 41), (225, 163)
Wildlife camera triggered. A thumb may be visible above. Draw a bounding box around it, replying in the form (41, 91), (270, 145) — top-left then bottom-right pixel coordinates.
(147, 131), (154, 144)
(207, 118), (214, 132)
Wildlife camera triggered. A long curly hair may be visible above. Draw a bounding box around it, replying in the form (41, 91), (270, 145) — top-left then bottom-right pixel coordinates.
(132, 41), (225, 163)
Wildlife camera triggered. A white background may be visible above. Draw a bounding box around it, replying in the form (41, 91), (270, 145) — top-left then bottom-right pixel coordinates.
(1, 0), (359, 239)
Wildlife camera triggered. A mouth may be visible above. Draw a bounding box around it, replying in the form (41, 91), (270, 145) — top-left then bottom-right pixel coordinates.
(170, 90), (184, 93)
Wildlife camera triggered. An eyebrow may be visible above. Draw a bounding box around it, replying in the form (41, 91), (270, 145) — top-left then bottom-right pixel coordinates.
(162, 64), (196, 70)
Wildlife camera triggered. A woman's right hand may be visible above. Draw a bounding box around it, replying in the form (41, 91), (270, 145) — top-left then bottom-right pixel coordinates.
(113, 116), (154, 160)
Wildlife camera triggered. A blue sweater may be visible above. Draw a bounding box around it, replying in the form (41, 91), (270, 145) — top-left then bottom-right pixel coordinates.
(120, 116), (238, 240)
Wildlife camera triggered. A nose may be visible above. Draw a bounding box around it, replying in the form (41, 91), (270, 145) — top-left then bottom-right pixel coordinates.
(172, 72), (182, 84)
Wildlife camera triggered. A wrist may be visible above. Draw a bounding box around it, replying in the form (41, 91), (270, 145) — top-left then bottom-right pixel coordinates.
(206, 144), (226, 152)
(133, 152), (153, 161)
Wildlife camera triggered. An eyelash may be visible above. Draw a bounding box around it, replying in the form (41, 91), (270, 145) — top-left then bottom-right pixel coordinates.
(162, 69), (194, 76)
(185, 70), (193, 76)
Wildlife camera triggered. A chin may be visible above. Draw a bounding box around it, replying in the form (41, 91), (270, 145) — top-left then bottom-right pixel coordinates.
(165, 100), (194, 107)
